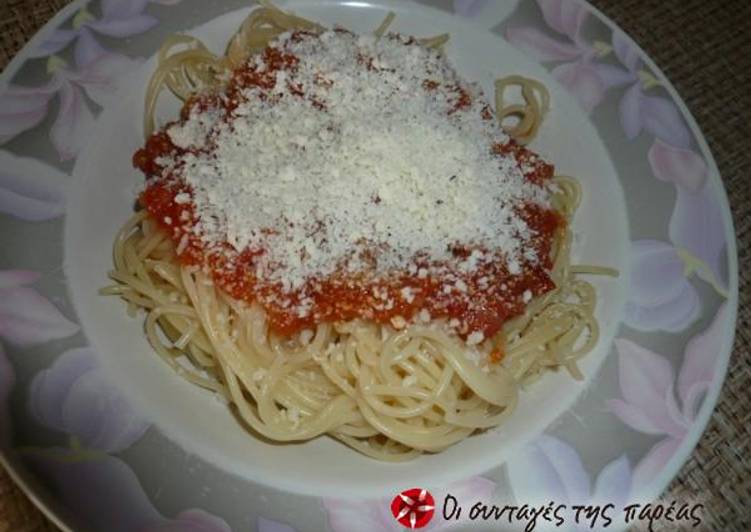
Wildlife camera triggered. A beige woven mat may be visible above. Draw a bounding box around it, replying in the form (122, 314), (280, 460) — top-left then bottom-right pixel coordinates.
(0, 0), (749, 530)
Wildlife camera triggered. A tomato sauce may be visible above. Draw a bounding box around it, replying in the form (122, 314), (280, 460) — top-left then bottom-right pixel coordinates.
(134, 32), (562, 339)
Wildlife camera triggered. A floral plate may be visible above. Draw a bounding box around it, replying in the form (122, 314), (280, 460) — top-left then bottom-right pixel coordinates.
(0, 0), (738, 531)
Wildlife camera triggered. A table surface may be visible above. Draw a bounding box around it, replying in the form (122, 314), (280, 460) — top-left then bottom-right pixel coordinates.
(1, 0), (749, 530)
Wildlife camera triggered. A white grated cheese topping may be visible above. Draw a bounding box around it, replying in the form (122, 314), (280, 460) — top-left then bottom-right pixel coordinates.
(466, 331), (485, 346)
(154, 31), (550, 296)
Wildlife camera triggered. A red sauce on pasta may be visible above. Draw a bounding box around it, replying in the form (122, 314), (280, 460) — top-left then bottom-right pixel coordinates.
(133, 32), (562, 339)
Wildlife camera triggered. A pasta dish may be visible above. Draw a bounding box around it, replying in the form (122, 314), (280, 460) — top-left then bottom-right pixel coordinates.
(102, 2), (615, 461)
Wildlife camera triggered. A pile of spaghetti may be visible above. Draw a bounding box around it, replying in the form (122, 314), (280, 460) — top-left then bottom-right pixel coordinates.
(102, 3), (613, 461)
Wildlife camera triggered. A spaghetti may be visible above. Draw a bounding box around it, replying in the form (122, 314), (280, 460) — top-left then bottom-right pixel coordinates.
(102, 3), (615, 461)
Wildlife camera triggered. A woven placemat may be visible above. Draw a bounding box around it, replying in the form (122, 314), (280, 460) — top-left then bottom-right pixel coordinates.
(1, 0), (749, 530)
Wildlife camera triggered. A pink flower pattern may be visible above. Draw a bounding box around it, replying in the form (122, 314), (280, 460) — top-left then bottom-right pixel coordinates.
(626, 139), (728, 332)
(29, 347), (150, 452)
(506, 0), (607, 112)
(596, 32), (691, 148)
(30, 1), (184, 61)
(0, 50), (141, 161)
(0, 85), (57, 145)
(323, 476), (495, 532)
(649, 139), (728, 294)
(624, 240), (701, 332)
(29, 1), (159, 65)
(506, 4), (692, 146)
(0, 150), (67, 221)
(0, 270), (79, 347)
(507, 434), (631, 531)
(608, 302), (728, 488)
(0, 0), (184, 160)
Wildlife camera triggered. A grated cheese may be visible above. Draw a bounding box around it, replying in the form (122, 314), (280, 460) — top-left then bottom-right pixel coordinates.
(467, 331), (485, 345)
(151, 30), (554, 340)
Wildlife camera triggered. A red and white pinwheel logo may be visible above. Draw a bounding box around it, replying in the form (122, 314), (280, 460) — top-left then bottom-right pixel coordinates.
(390, 488), (436, 529)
